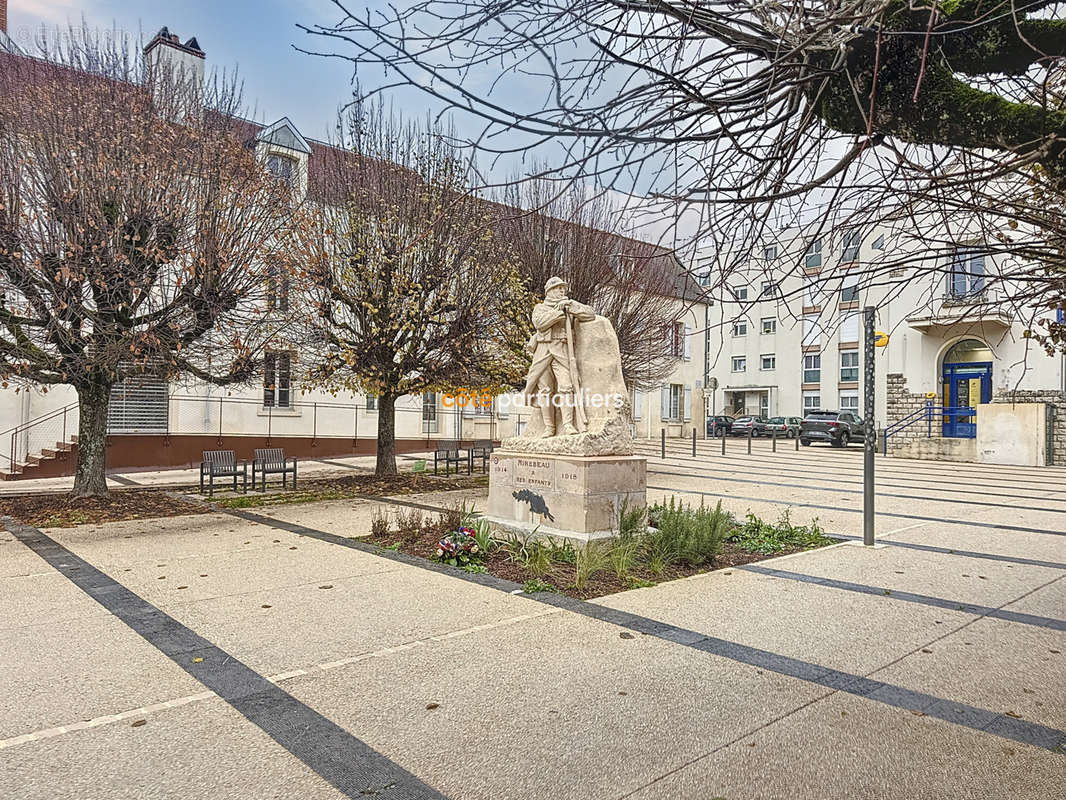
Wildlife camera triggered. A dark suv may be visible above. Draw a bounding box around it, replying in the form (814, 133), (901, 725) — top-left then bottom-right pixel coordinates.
(800, 410), (865, 448)
(706, 415), (734, 437)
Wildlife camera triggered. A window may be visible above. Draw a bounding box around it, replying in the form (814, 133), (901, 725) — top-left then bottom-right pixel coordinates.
(761, 317), (776, 335)
(732, 356), (746, 372)
(732, 285), (749, 301)
(267, 153), (297, 186)
(609, 253), (636, 282)
(365, 394), (378, 412)
(763, 244), (777, 260)
(669, 321), (686, 356)
(475, 397), (492, 417)
(840, 350), (859, 382)
(840, 275), (859, 304)
(266, 263), (289, 311)
(760, 281), (779, 298)
(872, 234), (885, 251)
(805, 238), (822, 269)
(732, 320), (747, 337)
(669, 384), (682, 420)
(802, 391), (821, 411)
(263, 352), (292, 408)
(947, 248), (986, 298)
(803, 354), (821, 383)
(698, 271), (712, 287)
(803, 275), (826, 307)
(840, 311), (859, 343)
(802, 314), (820, 346)
(840, 390), (859, 411)
(422, 392), (438, 433)
(842, 230), (861, 262)
(760, 354), (776, 370)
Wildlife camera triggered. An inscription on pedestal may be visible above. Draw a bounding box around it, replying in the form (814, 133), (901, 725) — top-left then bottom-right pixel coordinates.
(490, 454), (511, 484)
(514, 457), (554, 490)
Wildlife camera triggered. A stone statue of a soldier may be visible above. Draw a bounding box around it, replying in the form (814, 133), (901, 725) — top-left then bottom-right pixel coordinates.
(523, 277), (596, 437)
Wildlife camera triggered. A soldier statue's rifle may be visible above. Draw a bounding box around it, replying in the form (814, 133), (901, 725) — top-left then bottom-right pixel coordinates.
(563, 304), (587, 432)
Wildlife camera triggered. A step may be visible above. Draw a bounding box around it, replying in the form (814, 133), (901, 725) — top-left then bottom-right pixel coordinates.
(55, 442), (72, 452)
(41, 448), (58, 458)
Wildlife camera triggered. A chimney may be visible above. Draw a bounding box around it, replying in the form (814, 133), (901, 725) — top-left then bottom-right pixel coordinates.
(144, 26), (206, 92)
(1, 0), (8, 34)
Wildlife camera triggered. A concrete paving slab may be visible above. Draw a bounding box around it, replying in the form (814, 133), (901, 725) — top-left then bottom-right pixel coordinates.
(146, 561), (545, 677)
(0, 572), (111, 630)
(282, 607), (829, 800)
(622, 690), (1062, 800)
(0, 614), (206, 738)
(595, 563), (975, 676)
(1001, 576), (1066, 618)
(867, 615), (1066, 731)
(0, 699), (350, 800)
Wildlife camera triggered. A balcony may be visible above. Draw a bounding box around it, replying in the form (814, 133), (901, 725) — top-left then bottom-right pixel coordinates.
(906, 289), (1012, 333)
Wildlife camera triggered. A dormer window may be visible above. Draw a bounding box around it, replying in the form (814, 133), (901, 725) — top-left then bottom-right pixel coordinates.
(267, 154), (297, 186)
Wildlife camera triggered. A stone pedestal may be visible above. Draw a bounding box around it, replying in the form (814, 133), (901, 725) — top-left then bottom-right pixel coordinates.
(485, 450), (646, 543)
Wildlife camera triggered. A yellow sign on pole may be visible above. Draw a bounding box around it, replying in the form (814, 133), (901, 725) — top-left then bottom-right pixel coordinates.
(874, 331), (889, 347)
(924, 392), (937, 400)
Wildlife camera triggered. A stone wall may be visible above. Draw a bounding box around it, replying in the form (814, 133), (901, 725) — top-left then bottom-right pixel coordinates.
(884, 373), (939, 456)
(885, 373), (1066, 464)
(991, 388), (1066, 466)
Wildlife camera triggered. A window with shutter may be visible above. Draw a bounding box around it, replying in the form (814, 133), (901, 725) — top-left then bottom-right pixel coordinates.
(263, 352), (293, 408)
(683, 385), (692, 421)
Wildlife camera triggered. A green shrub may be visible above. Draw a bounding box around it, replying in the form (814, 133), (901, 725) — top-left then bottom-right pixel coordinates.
(523, 578), (558, 593)
(729, 510), (835, 554)
(500, 534), (552, 577)
(609, 538), (640, 581)
(645, 497), (733, 567)
(370, 508), (390, 537)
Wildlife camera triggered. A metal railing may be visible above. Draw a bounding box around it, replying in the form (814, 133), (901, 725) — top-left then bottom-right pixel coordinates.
(882, 402), (977, 454)
(3, 402), (79, 474)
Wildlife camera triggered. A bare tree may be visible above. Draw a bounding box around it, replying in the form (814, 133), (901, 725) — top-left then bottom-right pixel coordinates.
(0, 30), (301, 496)
(299, 1), (1066, 355)
(495, 181), (698, 389)
(299, 105), (530, 474)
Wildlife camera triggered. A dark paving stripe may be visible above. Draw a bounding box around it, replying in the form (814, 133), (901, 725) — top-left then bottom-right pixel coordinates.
(739, 564), (1066, 631)
(2, 516), (447, 800)
(641, 451), (1066, 503)
(636, 444), (1066, 488)
(229, 510), (1066, 754)
(830, 534), (1066, 571)
(106, 474), (140, 486)
(315, 459), (371, 472)
(648, 465), (1066, 515)
(649, 483), (1066, 538)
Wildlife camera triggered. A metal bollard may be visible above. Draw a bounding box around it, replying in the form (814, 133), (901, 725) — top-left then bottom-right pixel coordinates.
(692, 427), (697, 457)
(661, 428), (666, 459)
(796, 431), (800, 451)
(747, 426), (752, 454)
(772, 429), (777, 452)
(721, 431), (726, 455)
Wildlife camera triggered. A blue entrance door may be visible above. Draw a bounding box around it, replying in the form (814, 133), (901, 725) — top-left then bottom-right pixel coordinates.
(942, 362), (992, 437)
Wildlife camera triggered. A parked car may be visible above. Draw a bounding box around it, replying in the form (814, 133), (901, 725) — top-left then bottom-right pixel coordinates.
(706, 415), (734, 437)
(765, 416), (803, 439)
(800, 410), (865, 447)
(730, 415), (768, 437)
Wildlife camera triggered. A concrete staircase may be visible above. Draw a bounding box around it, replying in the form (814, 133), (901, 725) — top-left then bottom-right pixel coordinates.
(1, 435), (78, 480)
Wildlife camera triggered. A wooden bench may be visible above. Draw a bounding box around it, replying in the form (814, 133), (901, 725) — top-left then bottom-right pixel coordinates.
(469, 439), (493, 473)
(199, 450), (247, 495)
(252, 448), (297, 491)
(433, 440), (467, 476)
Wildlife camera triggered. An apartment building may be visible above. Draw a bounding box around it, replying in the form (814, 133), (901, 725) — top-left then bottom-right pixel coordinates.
(695, 219), (1066, 460)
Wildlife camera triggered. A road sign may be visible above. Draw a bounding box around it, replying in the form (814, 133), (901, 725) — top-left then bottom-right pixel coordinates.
(874, 331), (889, 347)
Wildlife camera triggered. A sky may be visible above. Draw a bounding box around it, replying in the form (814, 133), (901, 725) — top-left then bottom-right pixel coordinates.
(8, 0), (361, 142)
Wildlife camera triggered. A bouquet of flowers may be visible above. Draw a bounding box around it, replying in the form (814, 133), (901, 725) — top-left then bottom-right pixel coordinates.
(436, 526), (481, 567)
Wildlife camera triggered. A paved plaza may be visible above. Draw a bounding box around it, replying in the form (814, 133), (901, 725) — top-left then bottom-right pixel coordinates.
(2, 441), (1064, 799)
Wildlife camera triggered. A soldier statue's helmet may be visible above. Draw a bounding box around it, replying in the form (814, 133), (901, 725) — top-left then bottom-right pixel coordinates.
(544, 276), (568, 293)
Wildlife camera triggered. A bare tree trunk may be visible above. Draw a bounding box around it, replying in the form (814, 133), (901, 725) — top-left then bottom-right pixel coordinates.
(375, 392), (397, 475)
(71, 381), (112, 498)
